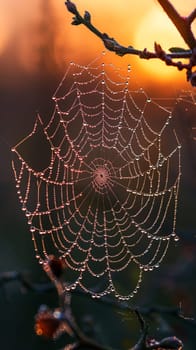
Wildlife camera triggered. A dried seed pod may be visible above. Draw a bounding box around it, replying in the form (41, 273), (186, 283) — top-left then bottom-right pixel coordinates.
(35, 307), (61, 339)
(35, 306), (73, 339)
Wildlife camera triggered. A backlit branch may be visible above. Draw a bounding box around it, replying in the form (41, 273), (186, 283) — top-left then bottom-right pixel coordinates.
(187, 9), (196, 25)
(64, 0), (196, 86)
(157, 0), (196, 49)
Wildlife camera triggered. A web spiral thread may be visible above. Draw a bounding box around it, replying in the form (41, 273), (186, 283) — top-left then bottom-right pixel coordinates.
(12, 54), (181, 300)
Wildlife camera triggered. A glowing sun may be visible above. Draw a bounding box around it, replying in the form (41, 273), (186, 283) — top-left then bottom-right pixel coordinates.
(133, 7), (189, 82)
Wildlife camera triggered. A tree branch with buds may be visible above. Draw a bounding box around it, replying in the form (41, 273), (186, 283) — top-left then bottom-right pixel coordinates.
(64, 0), (196, 86)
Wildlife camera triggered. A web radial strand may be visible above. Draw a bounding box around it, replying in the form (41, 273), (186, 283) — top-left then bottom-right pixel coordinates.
(12, 54), (181, 300)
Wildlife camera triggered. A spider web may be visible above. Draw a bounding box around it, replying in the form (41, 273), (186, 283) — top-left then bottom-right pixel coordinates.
(176, 90), (196, 141)
(12, 54), (181, 300)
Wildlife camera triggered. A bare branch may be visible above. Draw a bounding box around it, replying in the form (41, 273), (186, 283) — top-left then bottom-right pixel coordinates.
(64, 1), (192, 60)
(187, 8), (196, 25)
(157, 0), (196, 49)
(0, 270), (54, 293)
(64, 0), (196, 86)
(1, 268), (185, 350)
(73, 290), (196, 329)
(131, 310), (148, 350)
(1, 269), (195, 331)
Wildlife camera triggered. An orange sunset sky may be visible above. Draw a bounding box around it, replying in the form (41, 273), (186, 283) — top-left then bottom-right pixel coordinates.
(1, 0), (196, 92)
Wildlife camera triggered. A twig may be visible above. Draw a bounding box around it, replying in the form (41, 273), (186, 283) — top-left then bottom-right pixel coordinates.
(72, 290), (196, 328)
(63, 315), (113, 350)
(187, 8), (196, 25)
(131, 310), (148, 350)
(157, 0), (196, 49)
(1, 269), (185, 349)
(64, 0), (192, 59)
(0, 270), (54, 293)
(64, 0), (196, 86)
(1, 270), (195, 328)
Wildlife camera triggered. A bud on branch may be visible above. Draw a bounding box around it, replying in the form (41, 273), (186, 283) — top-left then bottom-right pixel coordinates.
(64, 0), (196, 86)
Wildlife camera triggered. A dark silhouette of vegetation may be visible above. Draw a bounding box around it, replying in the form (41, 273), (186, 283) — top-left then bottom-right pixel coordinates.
(1, 257), (186, 349)
(65, 0), (196, 86)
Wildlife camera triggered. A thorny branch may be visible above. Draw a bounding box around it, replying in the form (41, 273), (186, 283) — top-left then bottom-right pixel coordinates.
(64, 0), (196, 86)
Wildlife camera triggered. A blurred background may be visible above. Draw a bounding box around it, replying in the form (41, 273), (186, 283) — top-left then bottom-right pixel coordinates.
(0, 0), (196, 349)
